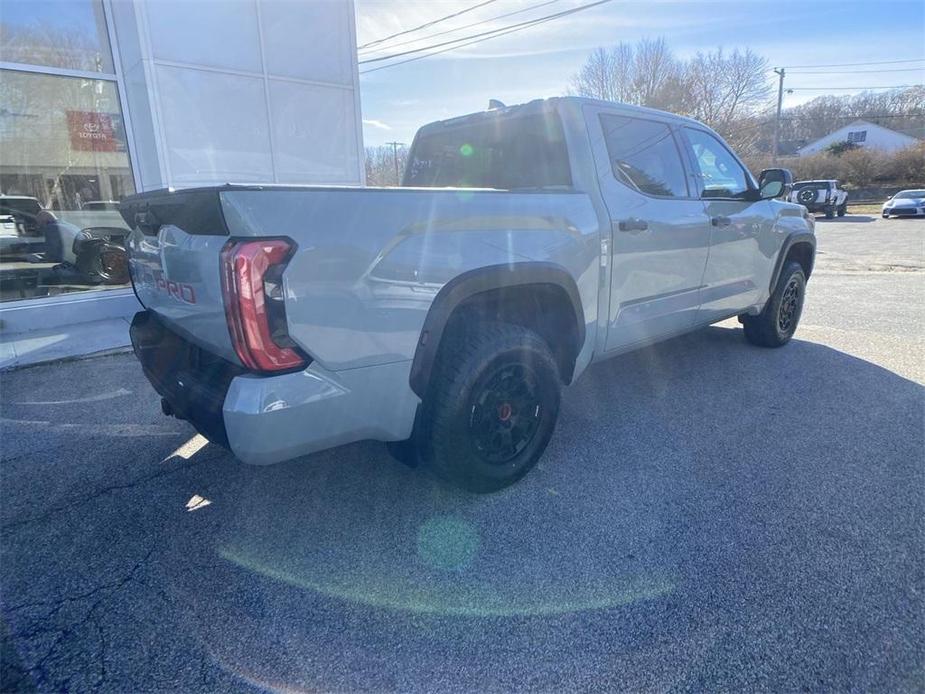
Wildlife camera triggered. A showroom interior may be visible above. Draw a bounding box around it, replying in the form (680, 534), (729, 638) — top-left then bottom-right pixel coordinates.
(0, 0), (363, 345)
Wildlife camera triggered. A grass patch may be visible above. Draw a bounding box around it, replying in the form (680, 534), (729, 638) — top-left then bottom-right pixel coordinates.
(847, 203), (884, 215)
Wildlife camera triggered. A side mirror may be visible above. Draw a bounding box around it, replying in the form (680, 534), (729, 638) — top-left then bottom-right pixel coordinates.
(758, 168), (793, 200)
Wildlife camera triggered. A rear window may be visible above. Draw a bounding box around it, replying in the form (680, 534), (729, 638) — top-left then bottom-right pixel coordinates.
(403, 112), (572, 189)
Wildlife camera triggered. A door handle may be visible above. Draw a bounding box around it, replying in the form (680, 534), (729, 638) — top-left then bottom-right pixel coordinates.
(617, 218), (649, 232)
(711, 215), (732, 227)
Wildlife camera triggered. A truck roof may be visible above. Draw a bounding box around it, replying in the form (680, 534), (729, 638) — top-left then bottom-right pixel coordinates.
(414, 96), (704, 135)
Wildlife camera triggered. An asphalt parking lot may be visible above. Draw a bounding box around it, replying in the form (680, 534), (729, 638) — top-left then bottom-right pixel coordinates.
(2, 215), (923, 692)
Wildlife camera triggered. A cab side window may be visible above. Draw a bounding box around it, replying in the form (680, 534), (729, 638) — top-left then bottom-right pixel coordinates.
(600, 114), (689, 198)
(683, 128), (750, 199)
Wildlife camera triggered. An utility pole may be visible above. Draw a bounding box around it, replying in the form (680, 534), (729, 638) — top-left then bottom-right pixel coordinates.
(386, 141), (404, 185)
(772, 67), (785, 163)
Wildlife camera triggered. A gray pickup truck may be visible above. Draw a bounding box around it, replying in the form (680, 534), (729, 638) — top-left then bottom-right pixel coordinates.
(122, 97), (815, 492)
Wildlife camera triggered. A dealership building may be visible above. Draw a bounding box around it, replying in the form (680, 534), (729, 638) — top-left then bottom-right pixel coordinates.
(0, 0), (363, 344)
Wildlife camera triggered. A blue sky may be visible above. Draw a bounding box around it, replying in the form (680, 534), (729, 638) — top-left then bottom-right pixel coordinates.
(356, 0), (925, 146)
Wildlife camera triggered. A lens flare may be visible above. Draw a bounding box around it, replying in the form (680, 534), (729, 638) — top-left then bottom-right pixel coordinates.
(416, 515), (479, 571)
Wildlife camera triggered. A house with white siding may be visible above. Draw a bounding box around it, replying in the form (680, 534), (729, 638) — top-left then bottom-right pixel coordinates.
(797, 119), (920, 156)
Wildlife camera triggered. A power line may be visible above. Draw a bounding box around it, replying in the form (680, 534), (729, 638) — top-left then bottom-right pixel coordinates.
(358, 0), (502, 50)
(359, 0), (565, 56)
(789, 85), (921, 90)
(775, 58), (925, 69)
(359, 0), (615, 67)
(360, 2), (610, 75)
(788, 67), (925, 75)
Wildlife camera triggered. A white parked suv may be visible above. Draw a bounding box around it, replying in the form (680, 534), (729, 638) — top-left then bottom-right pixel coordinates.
(789, 180), (848, 219)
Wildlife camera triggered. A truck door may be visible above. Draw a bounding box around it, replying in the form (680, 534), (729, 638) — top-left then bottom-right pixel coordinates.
(584, 107), (712, 352)
(679, 127), (771, 323)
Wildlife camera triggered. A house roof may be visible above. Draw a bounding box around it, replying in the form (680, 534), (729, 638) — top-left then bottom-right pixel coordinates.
(798, 119), (921, 155)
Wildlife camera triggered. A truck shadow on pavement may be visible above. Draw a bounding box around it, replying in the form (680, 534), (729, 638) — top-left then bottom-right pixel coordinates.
(1, 326), (923, 692)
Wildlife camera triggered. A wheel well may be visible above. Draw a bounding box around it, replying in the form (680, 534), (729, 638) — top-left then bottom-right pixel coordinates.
(785, 241), (814, 280)
(443, 283), (581, 385)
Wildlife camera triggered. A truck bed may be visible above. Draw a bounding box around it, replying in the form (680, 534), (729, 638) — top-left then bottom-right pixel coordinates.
(120, 184), (601, 372)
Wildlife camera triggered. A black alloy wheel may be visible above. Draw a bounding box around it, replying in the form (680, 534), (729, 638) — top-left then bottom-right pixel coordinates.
(468, 362), (542, 465)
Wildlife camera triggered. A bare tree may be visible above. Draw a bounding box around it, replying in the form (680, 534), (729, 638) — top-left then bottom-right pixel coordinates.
(777, 86), (925, 144)
(570, 40), (678, 107)
(681, 48), (771, 132)
(631, 38), (681, 108)
(365, 145), (408, 186)
(569, 38), (768, 127)
(570, 46), (620, 102)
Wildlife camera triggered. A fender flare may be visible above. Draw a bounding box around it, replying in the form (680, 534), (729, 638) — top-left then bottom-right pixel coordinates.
(408, 262), (585, 398)
(769, 231), (816, 292)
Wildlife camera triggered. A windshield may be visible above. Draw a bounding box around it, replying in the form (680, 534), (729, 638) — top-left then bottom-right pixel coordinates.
(894, 190), (925, 198)
(403, 111), (572, 189)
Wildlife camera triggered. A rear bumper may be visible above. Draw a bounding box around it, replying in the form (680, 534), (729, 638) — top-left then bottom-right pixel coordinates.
(130, 310), (421, 465)
(130, 310), (243, 447)
(223, 359), (420, 465)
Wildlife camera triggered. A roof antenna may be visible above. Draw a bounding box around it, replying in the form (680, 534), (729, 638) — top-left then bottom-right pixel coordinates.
(488, 99), (506, 110)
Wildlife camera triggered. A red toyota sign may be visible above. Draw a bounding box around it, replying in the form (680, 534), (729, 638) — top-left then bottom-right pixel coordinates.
(66, 110), (120, 152)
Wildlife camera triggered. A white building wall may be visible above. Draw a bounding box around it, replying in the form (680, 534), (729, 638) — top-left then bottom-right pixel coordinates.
(109, 0), (364, 190)
(798, 120), (919, 156)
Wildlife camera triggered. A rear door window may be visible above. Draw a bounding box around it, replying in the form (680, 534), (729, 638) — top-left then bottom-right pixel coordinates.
(599, 114), (689, 197)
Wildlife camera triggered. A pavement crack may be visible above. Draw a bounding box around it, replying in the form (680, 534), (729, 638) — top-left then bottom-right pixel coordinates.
(8, 547), (156, 616)
(0, 453), (216, 531)
(9, 546), (156, 690)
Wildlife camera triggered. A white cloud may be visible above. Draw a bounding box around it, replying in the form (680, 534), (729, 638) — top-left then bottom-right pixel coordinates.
(363, 119), (392, 130)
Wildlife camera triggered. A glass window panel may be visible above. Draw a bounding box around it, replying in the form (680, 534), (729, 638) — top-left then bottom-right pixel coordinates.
(403, 112), (572, 190)
(599, 114), (688, 197)
(0, 69), (134, 302)
(0, 0), (114, 74)
(683, 127), (750, 199)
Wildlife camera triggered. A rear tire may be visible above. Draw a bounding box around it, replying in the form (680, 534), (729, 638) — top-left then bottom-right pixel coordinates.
(419, 322), (561, 493)
(386, 438), (419, 467)
(825, 206), (835, 219)
(837, 202), (847, 217)
(743, 261), (806, 348)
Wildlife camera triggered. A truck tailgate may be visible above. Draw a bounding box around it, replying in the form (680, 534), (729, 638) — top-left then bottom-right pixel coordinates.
(120, 188), (239, 364)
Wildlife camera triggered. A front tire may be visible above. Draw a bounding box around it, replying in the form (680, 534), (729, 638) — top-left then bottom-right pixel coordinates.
(837, 202), (847, 217)
(743, 261), (806, 348)
(419, 322), (561, 493)
(825, 206), (835, 219)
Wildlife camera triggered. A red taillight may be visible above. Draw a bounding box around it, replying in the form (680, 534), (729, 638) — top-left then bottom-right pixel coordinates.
(220, 238), (305, 372)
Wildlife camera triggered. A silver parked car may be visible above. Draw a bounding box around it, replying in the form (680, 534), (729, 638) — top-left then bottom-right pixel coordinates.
(122, 97), (815, 492)
(882, 189), (925, 218)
